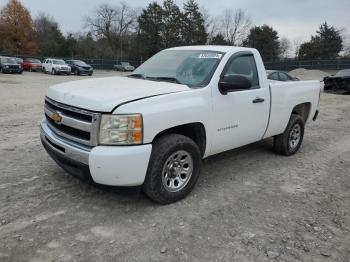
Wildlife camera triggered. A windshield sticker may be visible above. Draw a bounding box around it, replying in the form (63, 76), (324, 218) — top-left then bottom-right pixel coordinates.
(198, 53), (223, 59)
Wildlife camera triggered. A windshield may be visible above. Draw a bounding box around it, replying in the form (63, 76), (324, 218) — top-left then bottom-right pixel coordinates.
(0, 57), (16, 64)
(74, 60), (88, 66)
(131, 50), (224, 87)
(53, 59), (66, 65)
(27, 59), (41, 63)
(336, 69), (350, 77)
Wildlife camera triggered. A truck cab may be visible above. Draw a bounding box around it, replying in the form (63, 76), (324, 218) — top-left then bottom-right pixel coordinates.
(40, 46), (320, 204)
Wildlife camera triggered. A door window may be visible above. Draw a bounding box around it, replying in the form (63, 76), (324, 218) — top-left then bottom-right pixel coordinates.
(269, 72), (279, 81)
(278, 72), (289, 81)
(223, 54), (259, 88)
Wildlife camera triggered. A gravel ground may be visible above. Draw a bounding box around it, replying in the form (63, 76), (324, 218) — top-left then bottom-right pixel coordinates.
(0, 71), (349, 262)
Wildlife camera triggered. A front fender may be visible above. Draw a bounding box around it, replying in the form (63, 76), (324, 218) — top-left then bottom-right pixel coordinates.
(114, 89), (212, 156)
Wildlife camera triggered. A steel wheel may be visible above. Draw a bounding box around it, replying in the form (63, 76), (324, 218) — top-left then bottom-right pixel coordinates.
(289, 123), (301, 150)
(161, 150), (193, 193)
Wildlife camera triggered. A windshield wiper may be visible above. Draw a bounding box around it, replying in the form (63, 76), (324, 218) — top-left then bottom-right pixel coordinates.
(146, 76), (181, 84)
(128, 73), (145, 79)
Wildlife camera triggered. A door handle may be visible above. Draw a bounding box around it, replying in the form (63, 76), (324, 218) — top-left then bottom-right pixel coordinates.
(252, 97), (265, 103)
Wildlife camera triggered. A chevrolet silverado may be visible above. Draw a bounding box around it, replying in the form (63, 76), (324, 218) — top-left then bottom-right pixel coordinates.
(40, 46), (321, 204)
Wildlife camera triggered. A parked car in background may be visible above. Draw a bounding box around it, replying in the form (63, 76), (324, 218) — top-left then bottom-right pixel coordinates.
(13, 57), (23, 65)
(42, 59), (71, 75)
(0, 56), (22, 74)
(66, 60), (93, 76)
(267, 70), (300, 82)
(22, 58), (42, 72)
(114, 61), (135, 72)
(323, 69), (350, 94)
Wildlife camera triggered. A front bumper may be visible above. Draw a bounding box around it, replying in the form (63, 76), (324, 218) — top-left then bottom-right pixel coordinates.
(2, 68), (22, 73)
(56, 69), (71, 74)
(40, 120), (152, 186)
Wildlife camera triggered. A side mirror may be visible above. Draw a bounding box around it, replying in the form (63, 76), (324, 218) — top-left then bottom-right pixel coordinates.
(218, 75), (252, 94)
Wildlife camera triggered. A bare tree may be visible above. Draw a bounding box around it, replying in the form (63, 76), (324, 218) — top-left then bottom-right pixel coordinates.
(279, 37), (291, 58)
(85, 2), (137, 57)
(220, 9), (251, 46)
(293, 38), (303, 58)
(200, 6), (217, 44)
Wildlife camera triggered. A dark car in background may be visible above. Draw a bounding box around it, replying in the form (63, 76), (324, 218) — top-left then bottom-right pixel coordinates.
(66, 60), (93, 76)
(0, 56), (22, 74)
(324, 69), (350, 94)
(114, 61), (135, 72)
(13, 57), (23, 65)
(267, 70), (300, 82)
(22, 58), (42, 72)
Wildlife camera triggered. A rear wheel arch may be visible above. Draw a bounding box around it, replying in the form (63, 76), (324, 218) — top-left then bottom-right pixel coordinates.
(152, 123), (207, 157)
(291, 102), (311, 123)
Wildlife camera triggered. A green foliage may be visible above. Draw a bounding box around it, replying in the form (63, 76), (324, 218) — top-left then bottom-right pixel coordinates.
(162, 0), (183, 47)
(210, 33), (229, 45)
(243, 25), (280, 61)
(182, 0), (207, 45)
(137, 2), (164, 58)
(138, 0), (207, 59)
(298, 22), (343, 60)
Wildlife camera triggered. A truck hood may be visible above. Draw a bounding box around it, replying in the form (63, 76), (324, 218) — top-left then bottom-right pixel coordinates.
(46, 76), (190, 112)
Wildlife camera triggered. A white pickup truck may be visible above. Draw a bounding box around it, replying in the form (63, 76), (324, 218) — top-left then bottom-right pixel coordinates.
(40, 46), (320, 204)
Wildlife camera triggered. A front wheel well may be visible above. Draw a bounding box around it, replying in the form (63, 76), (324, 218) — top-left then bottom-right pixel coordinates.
(152, 123), (206, 157)
(291, 103), (311, 123)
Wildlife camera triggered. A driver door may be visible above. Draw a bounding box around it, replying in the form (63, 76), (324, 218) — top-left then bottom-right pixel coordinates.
(211, 52), (270, 155)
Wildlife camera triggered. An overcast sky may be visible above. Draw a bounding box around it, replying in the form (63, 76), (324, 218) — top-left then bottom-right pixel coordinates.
(1, 0), (349, 45)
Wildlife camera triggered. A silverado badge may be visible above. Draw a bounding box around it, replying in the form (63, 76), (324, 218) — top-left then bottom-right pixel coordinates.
(51, 112), (62, 124)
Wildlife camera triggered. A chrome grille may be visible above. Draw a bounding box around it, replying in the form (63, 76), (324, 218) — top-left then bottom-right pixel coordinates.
(44, 97), (100, 147)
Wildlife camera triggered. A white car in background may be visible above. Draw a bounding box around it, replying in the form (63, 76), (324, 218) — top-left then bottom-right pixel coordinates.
(42, 58), (71, 75)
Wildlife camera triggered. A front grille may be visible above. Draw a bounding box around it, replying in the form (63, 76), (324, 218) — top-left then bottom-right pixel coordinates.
(9, 65), (20, 69)
(44, 98), (100, 146)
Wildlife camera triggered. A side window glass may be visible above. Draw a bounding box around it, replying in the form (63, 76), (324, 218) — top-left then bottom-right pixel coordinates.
(279, 72), (288, 81)
(224, 55), (259, 88)
(270, 72), (279, 80)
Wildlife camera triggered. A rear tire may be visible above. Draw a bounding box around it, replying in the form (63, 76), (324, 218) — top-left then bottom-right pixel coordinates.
(274, 114), (304, 156)
(143, 134), (202, 204)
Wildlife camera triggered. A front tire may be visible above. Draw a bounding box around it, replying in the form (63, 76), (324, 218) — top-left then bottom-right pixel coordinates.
(143, 134), (202, 204)
(274, 114), (304, 156)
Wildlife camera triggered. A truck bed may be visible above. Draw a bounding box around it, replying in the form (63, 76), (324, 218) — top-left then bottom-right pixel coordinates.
(264, 80), (320, 138)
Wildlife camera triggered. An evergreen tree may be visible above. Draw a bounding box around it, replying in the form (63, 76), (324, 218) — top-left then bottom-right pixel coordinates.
(298, 22), (343, 60)
(161, 0), (183, 48)
(182, 0), (207, 45)
(137, 2), (164, 58)
(243, 25), (280, 61)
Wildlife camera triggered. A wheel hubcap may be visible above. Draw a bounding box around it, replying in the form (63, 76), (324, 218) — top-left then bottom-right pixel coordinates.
(289, 123), (301, 150)
(162, 150), (193, 192)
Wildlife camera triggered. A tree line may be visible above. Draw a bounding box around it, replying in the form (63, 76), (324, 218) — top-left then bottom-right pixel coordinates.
(0, 0), (347, 62)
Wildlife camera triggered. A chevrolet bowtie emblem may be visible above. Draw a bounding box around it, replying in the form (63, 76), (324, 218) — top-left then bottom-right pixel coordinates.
(51, 112), (62, 124)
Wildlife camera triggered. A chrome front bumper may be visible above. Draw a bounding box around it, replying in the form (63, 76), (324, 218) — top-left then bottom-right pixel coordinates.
(40, 119), (91, 165)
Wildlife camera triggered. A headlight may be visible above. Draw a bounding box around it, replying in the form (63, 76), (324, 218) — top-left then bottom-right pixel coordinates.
(99, 114), (143, 145)
(4, 65), (9, 68)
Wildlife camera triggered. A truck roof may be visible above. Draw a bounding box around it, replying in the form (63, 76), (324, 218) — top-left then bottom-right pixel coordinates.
(168, 45), (256, 53)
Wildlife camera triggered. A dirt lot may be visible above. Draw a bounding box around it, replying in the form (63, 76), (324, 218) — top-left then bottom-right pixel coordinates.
(0, 71), (349, 262)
